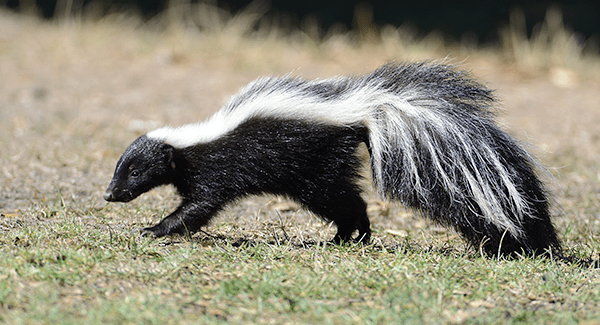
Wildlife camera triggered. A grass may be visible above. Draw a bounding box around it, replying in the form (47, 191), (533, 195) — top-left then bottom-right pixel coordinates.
(2, 208), (599, 324)
(500, 6), (600, 81)
(1, 4), (600, 324)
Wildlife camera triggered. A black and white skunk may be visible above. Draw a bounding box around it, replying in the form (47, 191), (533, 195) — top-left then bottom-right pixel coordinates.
(104, 62), (562, 257)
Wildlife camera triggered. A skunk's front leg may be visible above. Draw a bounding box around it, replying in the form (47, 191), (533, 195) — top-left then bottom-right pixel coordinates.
(141, 200), (217, 237)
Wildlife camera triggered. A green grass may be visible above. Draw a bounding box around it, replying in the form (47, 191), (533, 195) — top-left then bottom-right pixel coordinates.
(1, 203), (599, 324)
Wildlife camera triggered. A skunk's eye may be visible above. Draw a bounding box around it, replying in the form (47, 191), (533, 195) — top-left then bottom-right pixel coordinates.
(130, 170), (140, 178)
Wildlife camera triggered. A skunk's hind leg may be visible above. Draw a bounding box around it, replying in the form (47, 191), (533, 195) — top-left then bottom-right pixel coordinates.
(333, 206), (371, 244)
(301, 188), (371, 244)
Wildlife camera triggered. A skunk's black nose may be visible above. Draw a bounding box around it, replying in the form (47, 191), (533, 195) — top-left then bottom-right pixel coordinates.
(103, 191), (114, 201)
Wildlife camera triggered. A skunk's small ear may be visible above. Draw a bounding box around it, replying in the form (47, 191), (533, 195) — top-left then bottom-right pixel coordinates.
(161, 144), (175, 167)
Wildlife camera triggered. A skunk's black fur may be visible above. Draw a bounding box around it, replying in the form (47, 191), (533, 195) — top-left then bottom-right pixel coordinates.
(106, 118), (370, 242)
(104, 62), (562, 257)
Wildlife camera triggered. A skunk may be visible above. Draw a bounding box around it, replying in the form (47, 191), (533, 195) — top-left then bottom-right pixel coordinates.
(104, 62), (562, 257)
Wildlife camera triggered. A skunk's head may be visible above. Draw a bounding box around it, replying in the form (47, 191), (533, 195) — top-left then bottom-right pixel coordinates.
(104, 135), (175, 203)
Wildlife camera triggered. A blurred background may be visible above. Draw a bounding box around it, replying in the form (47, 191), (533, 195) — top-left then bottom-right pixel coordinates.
(2, 0), (600, 44)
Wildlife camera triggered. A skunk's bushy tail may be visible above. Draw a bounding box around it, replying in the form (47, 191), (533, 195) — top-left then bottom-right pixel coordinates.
(362, 63), (561, 256)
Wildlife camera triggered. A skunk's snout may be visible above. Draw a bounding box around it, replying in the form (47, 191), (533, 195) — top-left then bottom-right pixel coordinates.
(103, 190), (115, 202)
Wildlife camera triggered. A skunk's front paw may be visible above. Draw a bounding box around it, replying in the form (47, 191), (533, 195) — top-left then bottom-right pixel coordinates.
(140, 224), (168, 237)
